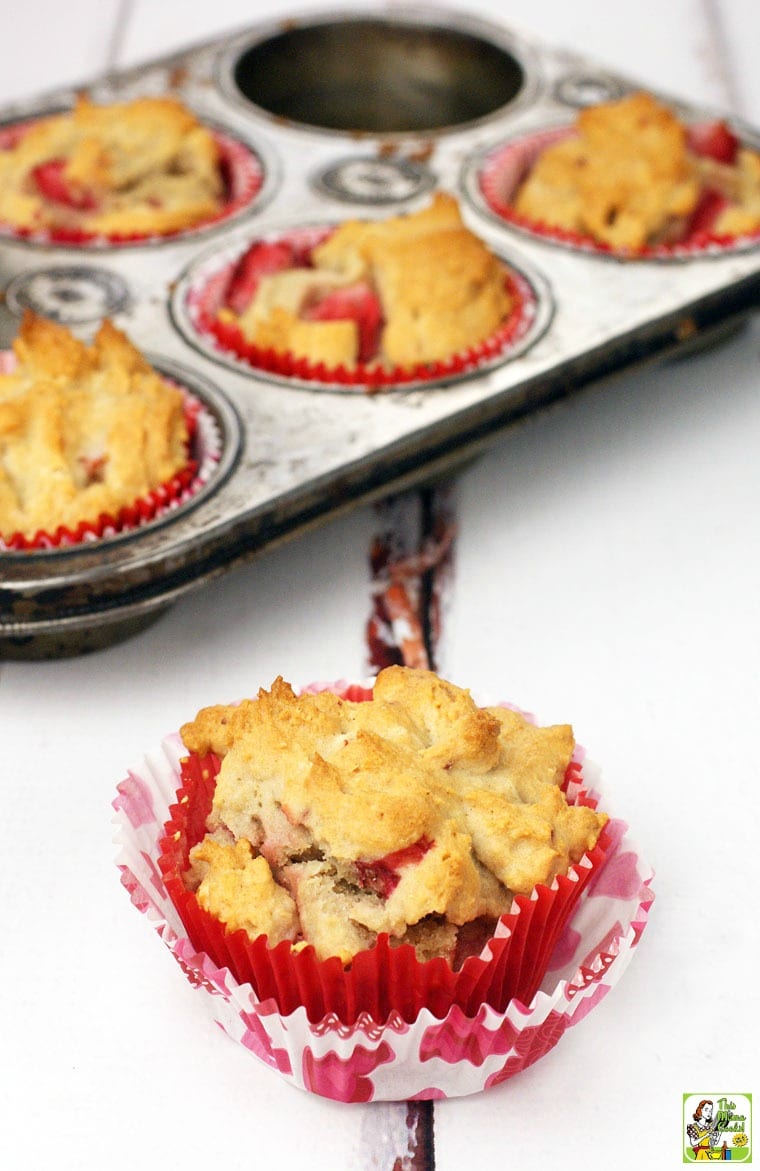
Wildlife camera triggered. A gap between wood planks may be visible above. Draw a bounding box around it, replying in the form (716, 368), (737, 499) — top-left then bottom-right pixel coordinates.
(367, 481), (457, 677)
(363, 478), (458, 1169)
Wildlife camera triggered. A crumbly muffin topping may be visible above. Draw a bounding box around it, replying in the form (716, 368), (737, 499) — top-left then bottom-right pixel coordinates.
(181, 668), (607, 965)
(218, 193), (512, 369)
(0, 313), (188, 538)
(513, 91), (760, 250)
(0, 95), (224, 237)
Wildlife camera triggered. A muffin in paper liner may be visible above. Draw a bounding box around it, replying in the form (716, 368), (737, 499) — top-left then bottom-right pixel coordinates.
(112, 682), (654, 1102)
(178, 225), (547, 393)
(0, 354), (222, 552)
(473, 122), (760, 261)
(0, 116), (265, 247)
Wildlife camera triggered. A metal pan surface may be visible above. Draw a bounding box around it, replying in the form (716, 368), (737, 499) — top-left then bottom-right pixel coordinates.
(2, 5), (759, 656)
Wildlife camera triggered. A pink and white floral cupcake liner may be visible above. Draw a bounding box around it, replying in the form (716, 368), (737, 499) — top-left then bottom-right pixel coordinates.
(472, 123), (760, 260)
(0, 117), (265, 247)
(113, 683), (654, 1102)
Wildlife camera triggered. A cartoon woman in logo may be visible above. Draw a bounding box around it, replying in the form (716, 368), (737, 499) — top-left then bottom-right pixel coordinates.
(686, 1100), (728, 1160)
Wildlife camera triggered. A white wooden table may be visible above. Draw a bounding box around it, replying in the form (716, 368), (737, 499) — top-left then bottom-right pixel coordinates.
(1, 2), (758, 1168)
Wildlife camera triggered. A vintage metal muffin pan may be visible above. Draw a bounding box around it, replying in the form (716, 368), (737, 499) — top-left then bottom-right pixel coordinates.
(2, 4), (760, 656)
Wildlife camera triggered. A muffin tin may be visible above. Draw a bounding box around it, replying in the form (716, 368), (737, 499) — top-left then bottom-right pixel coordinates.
(2, 4), (760, 656)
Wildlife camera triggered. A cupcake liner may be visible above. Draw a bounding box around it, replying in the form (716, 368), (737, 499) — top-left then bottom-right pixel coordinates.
(180, 226), (546, 392)
(0, 118), (264, 247)
(113, 683), (654, 1101)
(475, 123), (760, 260)
(0, 360), (222, 551)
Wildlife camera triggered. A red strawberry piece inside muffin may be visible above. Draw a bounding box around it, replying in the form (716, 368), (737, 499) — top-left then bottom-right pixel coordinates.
(31, 158), (99, 210)
(302, 282), (383, 363)
(224, 240), (299, 315)
(686, 119), (740, 164)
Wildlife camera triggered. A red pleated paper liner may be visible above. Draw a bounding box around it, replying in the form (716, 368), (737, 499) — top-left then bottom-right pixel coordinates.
(157, 694), (610, 1027)
(475, 123), (760, 260)
(0, 117), (264, 247)
(0, 383), (221, 551)
(182, 227), (544, 392)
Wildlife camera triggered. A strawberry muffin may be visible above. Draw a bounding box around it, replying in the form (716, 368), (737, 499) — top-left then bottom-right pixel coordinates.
(159, 667), (609, 1020)
(0, 312), (191, 545)
(213, 193), (515, 374)
(0, 95), (227, 240)
(491, 91), (760, 253)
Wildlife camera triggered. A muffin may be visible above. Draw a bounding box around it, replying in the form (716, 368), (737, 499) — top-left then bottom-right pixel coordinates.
(116, 671), (654, 1100)
(488, 91), (760, 254)
(200, 192), (535, 387)
(0, 95), (227, 240)
(159, 667), (609, 1022)
(0, 312), (192, 546)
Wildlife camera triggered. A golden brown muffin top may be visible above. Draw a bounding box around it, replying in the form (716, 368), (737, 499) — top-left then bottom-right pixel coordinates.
(0, 312), (188, 538)
(0, 95), (223, 237)
(514, 92), (701, 249)
(513, 91), (760, 249)
(231, 193), (511, 369)
(182, 668), (607, 964)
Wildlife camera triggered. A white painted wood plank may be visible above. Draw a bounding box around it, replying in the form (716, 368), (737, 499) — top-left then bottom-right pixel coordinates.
(712, 0), (760, 122)
(434, 316), (760, 1171)
(0, 0), (124, 105)
(433, 0), (759, 1153)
